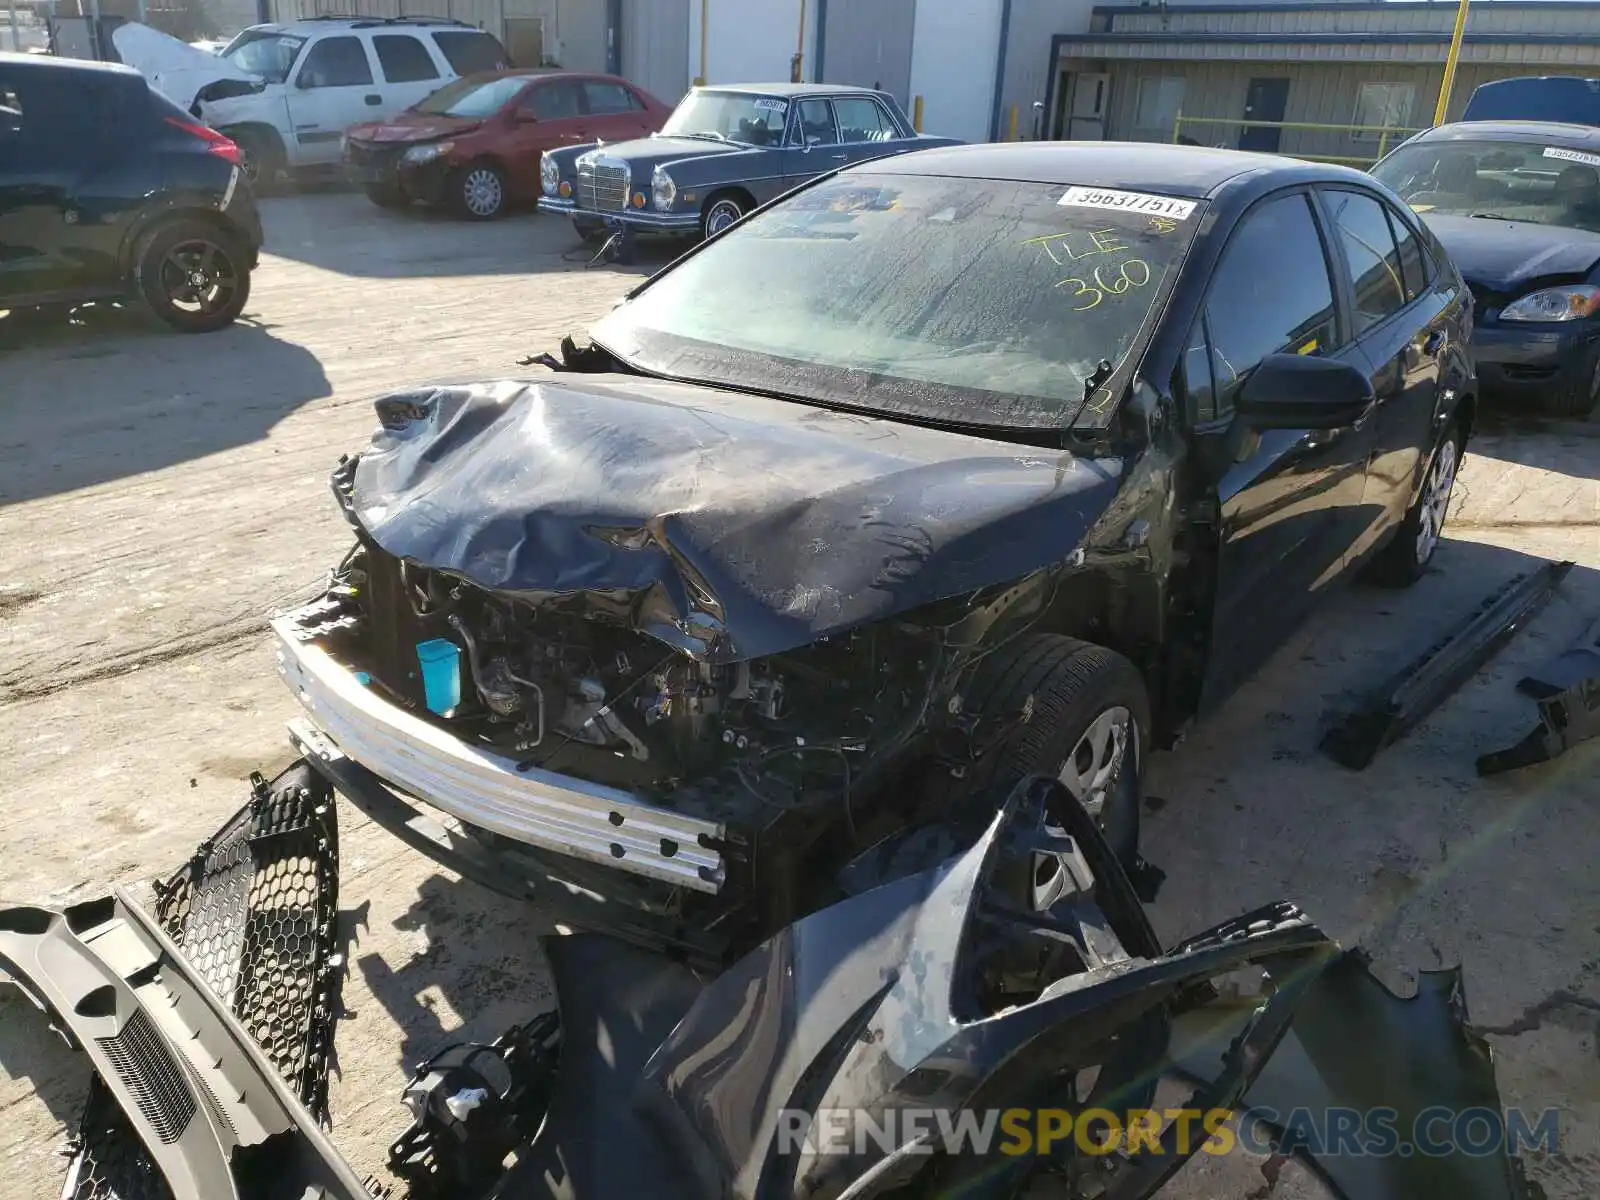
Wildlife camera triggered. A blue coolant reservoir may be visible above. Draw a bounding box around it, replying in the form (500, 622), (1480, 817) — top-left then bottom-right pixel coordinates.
(415, 639), (462, 715)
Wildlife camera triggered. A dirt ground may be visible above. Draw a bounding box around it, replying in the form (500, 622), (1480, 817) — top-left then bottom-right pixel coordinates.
(1, 192), (1598, 1200)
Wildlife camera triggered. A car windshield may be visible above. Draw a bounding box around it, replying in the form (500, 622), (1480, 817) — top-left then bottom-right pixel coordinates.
(413, 75), (525, 118)
(659, 90), (788, 145)
(592, 173), (1202, 430)
(1374, 138), (1600, 234)
(219, 30), (305, 83)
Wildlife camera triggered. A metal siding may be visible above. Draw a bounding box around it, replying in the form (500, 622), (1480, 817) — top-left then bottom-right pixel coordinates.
(1000, 0), (1097, 137)
(621, 0), (689, 103)
(820, 0), (915, 108)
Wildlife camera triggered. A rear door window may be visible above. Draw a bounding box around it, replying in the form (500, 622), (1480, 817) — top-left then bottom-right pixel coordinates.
(582, 80), (641, 114)
(373, 34), (439, 84)
(1385, 203), (1428, 300)
(526, 80), (582, 120)
(1205, 191), (1340, 415)
(1323, 188), (1407, 333)
(430, 29), (509, 75)
(296, 36), (373, 88)
(833, 96), (896, 143)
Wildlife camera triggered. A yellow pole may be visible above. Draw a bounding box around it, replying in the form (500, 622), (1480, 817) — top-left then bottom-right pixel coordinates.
(913, 95), (924, 132)
(1172, 109), (1183, 143)
(792, 0), (805, 82)
(1433, 0), (1471, 126)
(695, 0), (708, 86)
(1007, 105), (1018, 140)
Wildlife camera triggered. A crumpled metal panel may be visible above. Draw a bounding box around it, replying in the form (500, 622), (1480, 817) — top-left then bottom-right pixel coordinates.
(346, 377), (1122, 663)
(63, 763), (342, 1200)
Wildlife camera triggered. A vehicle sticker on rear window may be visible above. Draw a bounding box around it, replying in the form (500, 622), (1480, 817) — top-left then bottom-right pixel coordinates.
(755, 98), (789, 111)
(1543, 146), (1600, 168)
(1058, 186), (1196, 220)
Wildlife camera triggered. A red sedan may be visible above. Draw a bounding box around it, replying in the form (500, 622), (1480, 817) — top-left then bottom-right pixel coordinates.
(343, 69), (669, 219)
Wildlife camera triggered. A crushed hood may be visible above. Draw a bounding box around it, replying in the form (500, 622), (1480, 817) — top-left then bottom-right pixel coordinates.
(346, 113), (484, 143)
(110, 21), (258, 110)
(347, 377), (1121, 663)
(1424, 213), (1600, 295)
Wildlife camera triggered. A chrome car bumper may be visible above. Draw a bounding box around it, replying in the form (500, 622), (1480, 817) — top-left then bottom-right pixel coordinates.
(271, 613), (726, 893)
(537, 196), (701, 230)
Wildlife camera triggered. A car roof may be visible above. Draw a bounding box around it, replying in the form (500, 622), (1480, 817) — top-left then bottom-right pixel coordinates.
(245, 17), (485, 35)
(0, 50), (143, 79)
(860, 141), (1377, 199)
(1411, 119), (1600, 149)
(695, 82), (887, 99)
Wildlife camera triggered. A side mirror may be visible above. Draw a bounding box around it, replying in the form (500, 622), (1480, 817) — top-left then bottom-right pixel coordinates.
(1235, 353), (1376, 431)
(295, 74), (314, 90)
(516, 109), (538, 123)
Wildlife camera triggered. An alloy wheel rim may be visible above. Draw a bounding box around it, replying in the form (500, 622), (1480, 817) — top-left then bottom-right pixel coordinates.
(1415, 438), (1458, 564)
(464, 169), (502, 217)
(706, 201), (740, 235)
(1058, 705), (1135, 822)
(159, 238), (238, 317)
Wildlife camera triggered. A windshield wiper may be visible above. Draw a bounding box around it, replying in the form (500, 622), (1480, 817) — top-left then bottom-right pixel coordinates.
(1469, 212), (1513, 221)
(671, 132), (729, 143)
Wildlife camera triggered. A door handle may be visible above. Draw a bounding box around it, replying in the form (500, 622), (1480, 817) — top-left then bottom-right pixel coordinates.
(364, 94), (382, 106)
(830, 153), (846, 161)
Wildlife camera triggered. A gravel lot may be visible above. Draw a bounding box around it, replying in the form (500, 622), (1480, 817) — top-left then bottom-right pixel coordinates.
(1, 191), (1598, 1200)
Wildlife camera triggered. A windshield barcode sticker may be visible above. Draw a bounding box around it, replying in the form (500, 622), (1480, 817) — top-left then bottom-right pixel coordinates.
(1058, 187), (1196, 220)
(754, 97), (789, 111)
(1543, 146), (1600, 168)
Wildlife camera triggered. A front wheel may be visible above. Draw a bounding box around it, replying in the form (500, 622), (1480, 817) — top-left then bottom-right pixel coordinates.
(1547, 343), (1600, 418)
(941, 633), (1149, 868)
(134, 220), (251, 333)
(451, 161), (507, 220)
(228, 128), (284, 189)
(1367, 422), (1461, 587)
(700, 193), (747, 240)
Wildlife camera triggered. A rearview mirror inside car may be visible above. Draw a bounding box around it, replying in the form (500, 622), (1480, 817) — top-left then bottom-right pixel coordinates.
(1235, 353), (1376, 431)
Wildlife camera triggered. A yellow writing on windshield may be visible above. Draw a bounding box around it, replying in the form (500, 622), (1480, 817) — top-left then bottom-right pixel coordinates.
(1025, 228), (1128, 266)
(1055, 259), (1152, 311)
(1146, 215), (1179, 235)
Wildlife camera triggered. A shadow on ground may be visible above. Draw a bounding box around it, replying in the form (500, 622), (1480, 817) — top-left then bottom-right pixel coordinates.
(0, 308), (330, 505)
(355, 873), (554, 1075)
(256, 190), (665, 281)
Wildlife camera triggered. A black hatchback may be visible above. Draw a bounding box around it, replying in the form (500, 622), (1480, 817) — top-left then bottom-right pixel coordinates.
(0, 53), (263, 333)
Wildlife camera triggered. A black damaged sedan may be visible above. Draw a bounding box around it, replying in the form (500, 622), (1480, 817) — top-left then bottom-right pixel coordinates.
(281, 143), (1475, 963)
(1374, 120), (1600, 417)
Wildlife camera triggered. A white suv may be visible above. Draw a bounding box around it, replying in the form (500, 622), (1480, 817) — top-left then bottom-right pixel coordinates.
(179, 17), (509, 180)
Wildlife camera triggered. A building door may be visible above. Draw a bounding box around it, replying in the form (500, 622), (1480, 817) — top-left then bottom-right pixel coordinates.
(1239, 77), (1290, 152)
(1067, 71), (1108, 140)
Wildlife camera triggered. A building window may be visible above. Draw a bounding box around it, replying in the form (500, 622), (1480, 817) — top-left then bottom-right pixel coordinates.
(1352, 82), (1415, 141)
(1134, 76), (1186, 135)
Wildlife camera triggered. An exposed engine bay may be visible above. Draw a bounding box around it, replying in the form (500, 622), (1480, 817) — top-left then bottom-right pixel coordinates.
(305, 537), (949, 807)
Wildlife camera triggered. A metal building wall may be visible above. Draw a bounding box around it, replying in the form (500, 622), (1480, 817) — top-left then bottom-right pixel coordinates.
(818, 0), (916, 109)
(622, 0), (690, 103)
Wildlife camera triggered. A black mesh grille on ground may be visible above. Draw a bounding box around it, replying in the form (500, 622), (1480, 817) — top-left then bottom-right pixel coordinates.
(63, 763), (343, 1200)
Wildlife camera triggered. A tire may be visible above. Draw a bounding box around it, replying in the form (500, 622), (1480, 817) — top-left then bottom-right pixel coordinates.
(228, 127), (284, 189)
(364, 182), (408, 209)
(134, 220), (251, 333)
(700, 191), (748, 240)
(1366, 420), (1461, 587)
(451, 161), (508, 220)
(1547, 344), (1600, 418)
(940, 633), (1149, 868)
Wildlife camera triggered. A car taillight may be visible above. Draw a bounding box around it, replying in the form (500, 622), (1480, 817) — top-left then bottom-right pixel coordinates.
(164, 115), (244, 167)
